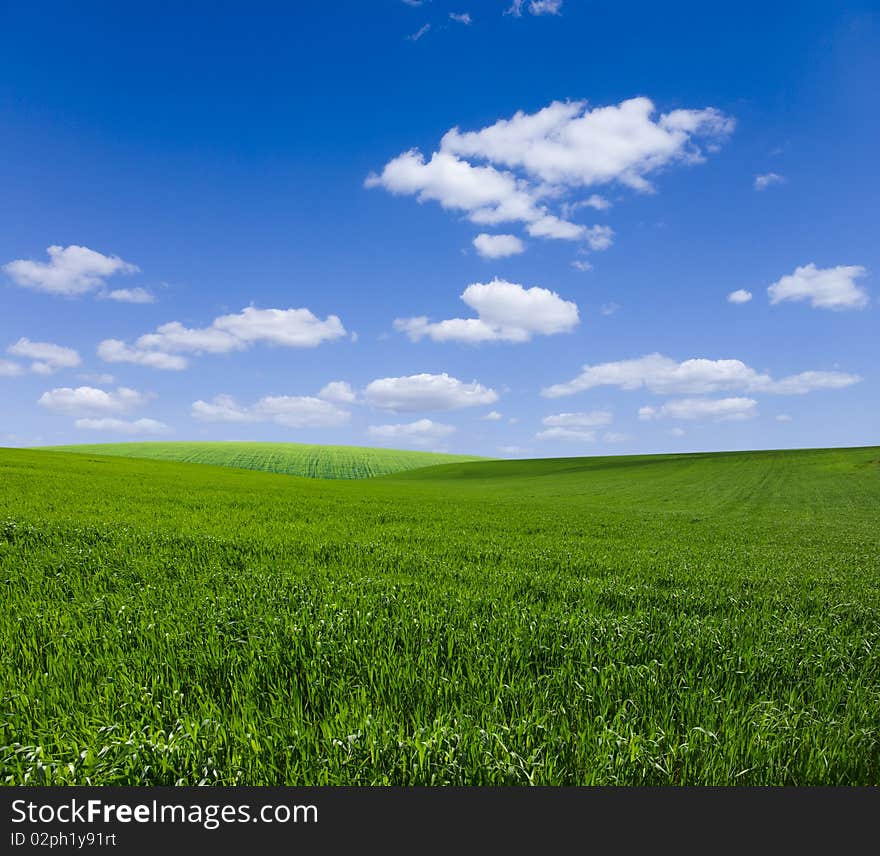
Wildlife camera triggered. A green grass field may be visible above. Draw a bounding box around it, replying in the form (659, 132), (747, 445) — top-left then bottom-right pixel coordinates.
(39, 441), (484, 479)
(2, 445), (879, 785)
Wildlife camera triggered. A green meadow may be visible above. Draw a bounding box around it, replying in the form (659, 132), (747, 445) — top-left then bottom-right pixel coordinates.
(1, 444), (879, 785)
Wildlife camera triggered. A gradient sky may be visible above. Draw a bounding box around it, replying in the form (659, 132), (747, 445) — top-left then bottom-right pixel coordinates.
(1, 1), (877, 457)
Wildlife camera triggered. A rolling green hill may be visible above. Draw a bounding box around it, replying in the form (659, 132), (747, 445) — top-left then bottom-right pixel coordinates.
(37, 441), (486, 479)
(2, 445), (879, 785)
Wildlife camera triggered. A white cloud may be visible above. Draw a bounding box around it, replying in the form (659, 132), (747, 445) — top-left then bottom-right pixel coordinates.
(543, 353), (861, 398)
(191, 394), (350, 428)
(38, 385), (151, 416)
(0, 360), (24, 377)
(506, 0), (562, 14)
(395, 279), (579, 344)
(529, 0), (563, 13)
(536, 427), (597, 442)
(99, 306), (346, 370)
(407, 23), (430, 40)
(768, 263), (869, 310)
(364, 372), (498, 412)
(365, 150), (552, 228)
(602, 432), (629, 443)
(565, 194), (612, 212)
(583, 225), (614, 250)
(74, 417), (171, 435)
(727, 289), (752, 304)
(367, 97), (728, 252)
(97, 339), (188, 371)
(102, 287), (156, 304)
(639, 397), (758, 422)
(3, 245), (138, 296)
(7, 338), (81, 374)
(762, 370), (861, 395)
(600, 302), (620, 316)
(440, 97), (733, 192)
(498, 444), (530, 456)
(776, 414), (792, 422)
(670, 427), (686, 437)
(525, 214), (588, 240)
(449, 12), (471, 24)
(368, 419), (456, 445)
(571, 260), (592, 272)
(472, 233), (525, 259)
(542, 411), (613, 428)
(481, 410), (503, 421)
(754, 173), (785, 191)
(318, 381), (357, 403)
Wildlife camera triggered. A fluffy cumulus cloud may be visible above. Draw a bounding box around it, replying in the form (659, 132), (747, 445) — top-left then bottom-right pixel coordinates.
(367, 97), (732, 253)
(6, 338), (81, 374)
(38, 386), (150, 416)
(440, 97), (733, 191)
(639, 397), (758, 422)
(727, 289), (752, 304)
(368, 419), (456, 445)
(481, 410), (503, 421)
(542, 353), (861, 398)
(395, 279), (578, 344)
(472, 233), (525, 259)
(364, 372), (498, 412)
(318, 381), (357, 403)
(3, 245), (139, 296)
(192, 394), (350, 428)
(99, 306), (347, 370)
(754, 173), (785, 191)
(75, 417), (171, 435)
(768, 264), (869, 310)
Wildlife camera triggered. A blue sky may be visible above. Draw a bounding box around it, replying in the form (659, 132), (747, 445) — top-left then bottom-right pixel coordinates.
(1, 0), (877, 456)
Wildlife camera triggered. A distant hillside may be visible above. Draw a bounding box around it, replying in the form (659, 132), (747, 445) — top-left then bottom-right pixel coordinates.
(38, 441), (487, 480)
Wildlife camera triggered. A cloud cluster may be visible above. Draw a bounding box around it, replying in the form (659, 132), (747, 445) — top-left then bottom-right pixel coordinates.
(543, 353), (860, 398)
(38, 385), (151, 416)
(364, 372), (498, 412)
(3, 245), (139, 297)
(192, 394), (351, 428)
(6, 338), (81, 375)
(99, 306), (347, 370)
(367, 97), (732, 253)
(395, 279), (578, 344)
(639, 397), (757, 422)
(768, 264), (869, 311)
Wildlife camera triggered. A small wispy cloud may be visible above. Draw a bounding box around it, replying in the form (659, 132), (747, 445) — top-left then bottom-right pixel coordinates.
(727, 289), (752, 304)
(450, 12), (471, 25)
(754, 172), (785, 191)
(407, 23), (431, 40)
